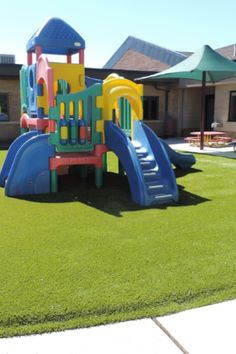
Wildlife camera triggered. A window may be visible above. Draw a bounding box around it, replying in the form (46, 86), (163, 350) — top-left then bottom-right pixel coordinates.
(228, 91), (236, 122)
(0, 94), (9, 121)
(143, 96), (159, 120)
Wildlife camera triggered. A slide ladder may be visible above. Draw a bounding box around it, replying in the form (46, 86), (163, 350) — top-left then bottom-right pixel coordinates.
(105, 120), (178, 206)
(132, 140), (175, 204)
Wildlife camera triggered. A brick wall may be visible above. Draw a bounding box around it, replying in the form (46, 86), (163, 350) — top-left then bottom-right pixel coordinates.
(112, 49), (170, 71)
(0, 79), (21, 141)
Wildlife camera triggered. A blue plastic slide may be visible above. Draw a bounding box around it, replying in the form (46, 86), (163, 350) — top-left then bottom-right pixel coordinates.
(5, 134), (55, 196)
(105, 120), (178, 206)
(160, 139), (196, 170)
(0, 131), (39, 187)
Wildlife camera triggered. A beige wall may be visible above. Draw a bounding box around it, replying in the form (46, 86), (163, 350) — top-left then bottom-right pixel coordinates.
(141, 81), (236, 137)
(168, 89), (179, 120)
(141, 82), (236, 138)
(143, 85), (204, 137)
(168, 86), (216, 136)
(143, 84), (166, 119)
(214, 83), (236, 136)
(182, 88), (201, 134)
(143, 84), (167, 136)
(0, 79), (20, 141)
(143, 84), (188, 137)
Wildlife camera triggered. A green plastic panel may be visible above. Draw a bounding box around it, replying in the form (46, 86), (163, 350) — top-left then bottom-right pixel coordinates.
(119, 97), (131, 136)
(20, 66), (29, 113)
(49, 84), (102, 152)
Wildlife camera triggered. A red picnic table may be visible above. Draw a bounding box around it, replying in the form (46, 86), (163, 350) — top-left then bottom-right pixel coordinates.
(186, 131), (232, 147)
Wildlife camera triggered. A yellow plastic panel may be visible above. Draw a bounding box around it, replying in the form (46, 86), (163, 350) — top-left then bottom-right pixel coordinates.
(50, 62), (85, 93)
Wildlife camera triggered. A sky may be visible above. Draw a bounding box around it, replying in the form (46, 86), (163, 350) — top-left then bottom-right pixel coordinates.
(2, 0), (236, 68)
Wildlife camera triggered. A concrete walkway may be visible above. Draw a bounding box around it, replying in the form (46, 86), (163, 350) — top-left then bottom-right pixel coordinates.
(0, 299), (235, 353)
(165, 137), (236, 159)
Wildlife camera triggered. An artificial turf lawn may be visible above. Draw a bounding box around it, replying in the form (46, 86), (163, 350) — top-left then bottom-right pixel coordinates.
(0, 151), (236, 337)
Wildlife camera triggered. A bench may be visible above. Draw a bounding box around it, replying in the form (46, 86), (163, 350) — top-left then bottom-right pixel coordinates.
(184, 137), (200, 145)
(212, 136), (232, 143)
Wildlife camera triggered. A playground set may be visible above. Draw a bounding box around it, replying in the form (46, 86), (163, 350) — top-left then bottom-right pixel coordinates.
(0, 18), (195, 206)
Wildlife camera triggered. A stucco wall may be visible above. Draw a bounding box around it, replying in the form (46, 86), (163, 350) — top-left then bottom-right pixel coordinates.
(182, 88), (201, 134)
(169, 86), (215, 136)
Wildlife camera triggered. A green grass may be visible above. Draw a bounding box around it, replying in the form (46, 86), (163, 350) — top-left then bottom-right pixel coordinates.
(0, 151), (236, 337)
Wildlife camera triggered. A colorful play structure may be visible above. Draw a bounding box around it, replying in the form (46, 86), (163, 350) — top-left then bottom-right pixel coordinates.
(0, 18), (195, 206)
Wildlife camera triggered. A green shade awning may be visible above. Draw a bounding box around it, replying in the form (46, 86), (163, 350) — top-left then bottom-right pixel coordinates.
(137, 45), (236, 82)
(137, 45), (236, 150)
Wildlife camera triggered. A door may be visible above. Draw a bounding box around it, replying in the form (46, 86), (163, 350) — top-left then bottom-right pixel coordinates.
(205, 94), (215, 130)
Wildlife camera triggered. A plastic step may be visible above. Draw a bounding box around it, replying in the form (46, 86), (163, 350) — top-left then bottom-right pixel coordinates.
(138, 155), (153, 161)
(135, 146), (148, 153)
(148, 193), (175, 205)
(143, 171), (159, 182)
(132, 140), (142, 149)
(131, 137), (176, 205)
(137, 151), (148, 159)
(147, 183), (164, 191)
(140, 160), (156, 170)
(153, 193), (173, 200)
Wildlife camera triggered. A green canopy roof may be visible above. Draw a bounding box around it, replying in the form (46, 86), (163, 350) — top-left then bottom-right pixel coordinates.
(137, 45), (236, 82)
(137, 45), (236, 151)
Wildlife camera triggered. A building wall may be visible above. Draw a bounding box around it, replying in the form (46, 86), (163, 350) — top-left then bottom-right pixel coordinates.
(167, 88), (181, 136)
(143, 84), (205, 138)
(168, 88), (179, 117)
(214, 83), (236, 137)
(168, 86), (218, 136)
(112, 49), (170, 71)
(0, 78), (20, 141)
(3, 70), (236, 143)
(142, 84), (167, 136)
(182, 88), (201, 135)
(143, 85), (166, 118)
(141, 80), (236, 138)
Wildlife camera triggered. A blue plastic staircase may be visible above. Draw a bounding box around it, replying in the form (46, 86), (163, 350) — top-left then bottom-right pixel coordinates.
(105, 120), (179, 206)
(132, 140), (175, 204)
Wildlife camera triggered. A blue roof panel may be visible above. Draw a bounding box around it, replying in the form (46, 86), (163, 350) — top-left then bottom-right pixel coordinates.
(26, 17), (85, 55)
